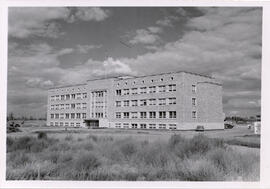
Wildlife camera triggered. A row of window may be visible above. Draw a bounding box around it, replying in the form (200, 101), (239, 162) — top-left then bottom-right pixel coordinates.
(50, 93), (87, 101)
(91, 91), (107, 98)
(115, 123), (177, 130)
(50, 113), (86, 119)
(50, 103), (87, 110)
(91, 112), (107, 118)
(116, 84), (176, 96)
(50, 122), (81, 127)
(117, 76), (175, 86)
(116, 97), (177, 107)
(115, 111), (177, 119)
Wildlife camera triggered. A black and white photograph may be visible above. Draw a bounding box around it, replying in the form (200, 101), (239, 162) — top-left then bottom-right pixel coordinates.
(2, 2), (269, 187)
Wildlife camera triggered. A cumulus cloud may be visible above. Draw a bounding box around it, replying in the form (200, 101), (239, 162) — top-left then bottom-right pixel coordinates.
(74, 7), (110, 22)
(129, 29), (161, 45)
(9, 8), (70, 38)
(9, 7), (111, 38)
(76, 44), (102, 54)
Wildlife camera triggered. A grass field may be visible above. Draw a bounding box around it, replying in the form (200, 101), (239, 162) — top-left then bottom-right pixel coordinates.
(6, 124), (260, 181)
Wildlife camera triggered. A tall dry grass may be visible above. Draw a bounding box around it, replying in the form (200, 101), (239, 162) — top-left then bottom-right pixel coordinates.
(6, 133), (260, 181)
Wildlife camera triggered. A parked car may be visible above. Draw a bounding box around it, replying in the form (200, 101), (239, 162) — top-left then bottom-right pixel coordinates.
(195, 125), (204, 132)
(224, 123), (234, 129)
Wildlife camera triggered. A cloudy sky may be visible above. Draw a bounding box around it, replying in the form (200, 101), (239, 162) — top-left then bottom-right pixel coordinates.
(8, 7), (262, 118)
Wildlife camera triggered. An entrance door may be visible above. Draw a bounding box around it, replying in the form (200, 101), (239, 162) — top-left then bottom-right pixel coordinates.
(85, 120), (99, 128)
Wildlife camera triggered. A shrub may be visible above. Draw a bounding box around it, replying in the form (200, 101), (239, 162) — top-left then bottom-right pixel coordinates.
(7, 137), (14, 149)
(37, 132), (47, 140)
(87, 135), (98, 142)
(74, 152), (101, 171)
(206, 148), (232, 172)
(64, 135), (73, 141)
(118, 139), (138, 158)
(177, 158), (223, 181)
(168, 134), (186, 149)
(82, 141), (94, 151)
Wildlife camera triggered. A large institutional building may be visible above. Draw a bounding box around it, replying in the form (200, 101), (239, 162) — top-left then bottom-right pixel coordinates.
(47, 71), (224, 130)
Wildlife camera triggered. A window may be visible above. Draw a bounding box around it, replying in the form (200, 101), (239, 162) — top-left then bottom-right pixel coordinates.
(50, 122), (54, 126)
(76, 123), (80, 127)
(95, 113), (103, 118)
(65, 113), (69, 119)
(60, 104), (64, 109)
(168, 84), (176, 91)
(50, 96), (55, 101)
(76, 113), (81, 119)
(82, 113), (86, 119)
(169, 111), (177, 118)
(65, 104), (70, 109)
(149, 124), (156, 129)
(50, 105), (54, 110)
(55, 95), (60, 101)
(82, 103), (87, 109)
(95, 91), (104, 97)
(71, 94), (76, 99)
(159, 98), (166, 105)
(140, 124), (147, 129)
(149, 112), (156, 118)
(65, 122), (69, 127)
(131, 100), (138, 106)
(171, 77), (174, 80)
(131, 88), (138, 95)
(159, 124), (166, 129)
(66, 94), (70, 100)
(71, 103), (75, 109)
(149, 86), (156, 93)
(123, 123), (129, 128)
(192, 98), (197, 106)
(116, 101), (121, 107)
(60, 113), (64, 119)
(116, 90), (121, 96)
(116, 112), (121, 118)
(140, 99), (147, 106)
(76, 103), (81, 109)
(123, 112), (129, 119)
(132, 124), (138, 129)
(50, 114), (54, 119)
(55, 122), (59, 126)
(169, 97), (176, 105)
(159, 111), (166, 118)
(83, 93), (87, 98)
(70, 122), (74, 127)
(140, 87), (147, 94)
(192, 111), (197, 118)
(55, 114), (59, 119)
(158, 85), (166, 92)
(55, 104), (59, 110)
(192, 85), (196, 93)
(160, 78), (164, 81)
(60, 122), (63, 127)
(123, 89), (129, 95)
(115, 123), (121, 128)
(140, 112), (147, 119)
(149, 99), (156, 105)
(131, 112), (138, 118)
(71, 113), (75, 119)
(61, 95), (65, 100)
(124, 100), (129, 107)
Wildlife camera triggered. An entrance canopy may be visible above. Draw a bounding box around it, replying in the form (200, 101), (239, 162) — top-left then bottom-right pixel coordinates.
(84, 119), (99, 128)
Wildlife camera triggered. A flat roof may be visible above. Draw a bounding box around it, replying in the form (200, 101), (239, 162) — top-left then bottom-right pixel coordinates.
(49, 70), (215, 90)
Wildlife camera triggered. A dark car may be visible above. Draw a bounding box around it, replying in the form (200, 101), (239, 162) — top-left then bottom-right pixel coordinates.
(224, 123), (234, 129)
(195, 125), (205, 132)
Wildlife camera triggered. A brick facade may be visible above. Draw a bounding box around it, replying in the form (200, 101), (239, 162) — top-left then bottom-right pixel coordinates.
(47, 71), (224, 130)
